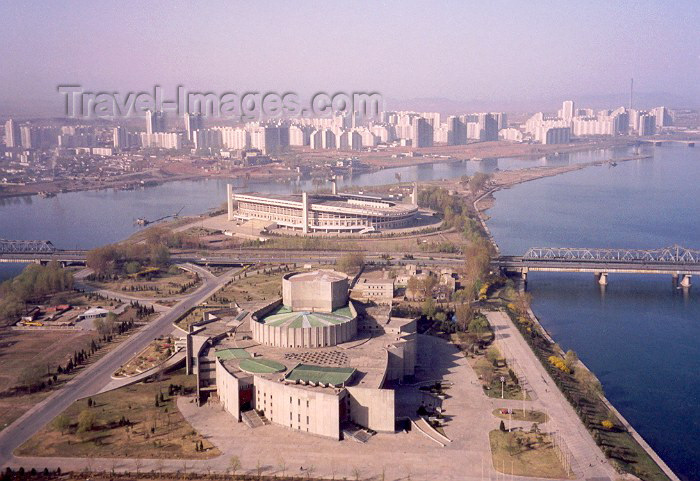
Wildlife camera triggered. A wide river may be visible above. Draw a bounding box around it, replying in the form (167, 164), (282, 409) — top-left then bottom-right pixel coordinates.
(0, 144), (697, 479)
(486, 144), (699, 481)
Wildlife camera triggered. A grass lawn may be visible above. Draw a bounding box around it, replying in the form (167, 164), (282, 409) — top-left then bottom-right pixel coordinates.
(16, 369), (219, 460)
(0, 329), (98, 431)
(489, 430), (573, 479)
(114, 336), (177, 377)
(209, 264), (322, 306)
(493, 408), (548, 424)
(470, 356), (529, 401)
(91, 269), (201, 299)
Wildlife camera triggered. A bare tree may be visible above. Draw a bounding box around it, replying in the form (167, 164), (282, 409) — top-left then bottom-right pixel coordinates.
(277, 458), (288, 478)
(352, 466), (362, 481)
(229, 455), (241, 476)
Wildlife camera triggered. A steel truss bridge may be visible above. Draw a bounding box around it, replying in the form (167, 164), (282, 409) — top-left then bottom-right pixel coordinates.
(0, 239), (57, 254)
(494, 245), (699, 286)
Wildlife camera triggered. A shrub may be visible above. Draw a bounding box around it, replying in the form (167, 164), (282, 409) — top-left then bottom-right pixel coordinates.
(547, 355), (571, 374)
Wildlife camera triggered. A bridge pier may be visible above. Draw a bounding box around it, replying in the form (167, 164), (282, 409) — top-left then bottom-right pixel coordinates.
(520, 268), (528, 291)
(595, 272), (608, 286)
(680, 274), (692, 288)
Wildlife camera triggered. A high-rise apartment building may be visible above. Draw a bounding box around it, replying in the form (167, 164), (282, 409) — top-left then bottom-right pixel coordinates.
(411, 117), (433, 148)
(146, 110), (166, 135)
(4, 119), (21, 148)
(184, 113), (204, 141)
(560, 100), (575, 122)
(113, 126), (129, 150)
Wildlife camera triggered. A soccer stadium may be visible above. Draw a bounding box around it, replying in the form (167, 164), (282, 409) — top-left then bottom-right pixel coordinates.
(226, 182), (419, 234)
(185, 269), (417, 440)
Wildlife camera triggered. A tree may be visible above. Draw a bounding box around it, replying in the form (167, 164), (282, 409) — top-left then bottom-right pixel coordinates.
(228, 455), (241, 475)
(514, 291), (532, 316)
(468, 172), (492, 193)
(467, 315), (489, 335)
(421, 297), (437, 319)
(18, 368), (42, 392)
(77, 409), (96, 434)
(406, 276), (419, 300)
(454, 303), (474, 331)
(53, 414), (71, 434)
(86, 245), (119, 276)
(419, 275), (438, 298)
(564, 349), (578, 370)
(125, 261), (142, 275)
(337, 253), (365, 274)
(149, 244), (171, 267)
(486, 346), (500, 365)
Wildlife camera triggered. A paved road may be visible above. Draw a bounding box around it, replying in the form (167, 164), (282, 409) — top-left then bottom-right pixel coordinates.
(0, 266), (240, 468)
(487, 311), (617, 480)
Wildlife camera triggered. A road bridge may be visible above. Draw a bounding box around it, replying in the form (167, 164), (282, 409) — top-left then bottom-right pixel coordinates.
(639, 138), (695, 147)
(494, 245), (699, 287)
(0, 239), (463, 268)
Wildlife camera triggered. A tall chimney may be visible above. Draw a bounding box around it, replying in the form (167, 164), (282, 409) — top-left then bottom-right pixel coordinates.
(302, 191), (309, 234)
(227, 183), (234, 221)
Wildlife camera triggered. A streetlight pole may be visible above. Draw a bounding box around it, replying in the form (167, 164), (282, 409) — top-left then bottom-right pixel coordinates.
(500, 376), (505, 399)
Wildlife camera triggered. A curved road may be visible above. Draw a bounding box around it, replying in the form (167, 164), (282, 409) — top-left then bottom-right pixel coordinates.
(0, 264), (240, 467)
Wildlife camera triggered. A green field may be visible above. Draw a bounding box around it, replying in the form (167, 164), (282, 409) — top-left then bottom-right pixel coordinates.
(239, 358), (286, 374)
(215, 348), (251, 360)
(285, 364), (355, 386)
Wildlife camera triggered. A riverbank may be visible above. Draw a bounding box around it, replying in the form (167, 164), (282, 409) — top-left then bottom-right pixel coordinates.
(472, 154), (651, 233)
(0, 138), (633, 200)
(470, 155), (680, 480)
(361, 137), (635, 169)
(524, 306), (681, 481)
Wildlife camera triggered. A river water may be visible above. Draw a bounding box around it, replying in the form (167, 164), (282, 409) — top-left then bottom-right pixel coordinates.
(0, 144), (697, 479)
(486, 144), (700, 481)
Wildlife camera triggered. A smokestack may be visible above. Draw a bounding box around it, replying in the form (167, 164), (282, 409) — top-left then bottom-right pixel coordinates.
(629, 78), (634, 111)
(302, 191), (309, 234)
(227, 184), (234, 221)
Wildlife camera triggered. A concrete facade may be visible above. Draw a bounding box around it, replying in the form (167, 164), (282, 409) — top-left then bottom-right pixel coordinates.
(346, 386), (395, 432)
(253, 376), (343, 439)
(193, 271), (418, 441)
(282, 270), (349, 312)
(229, 190), (419, 234)
(252, 314), (357, 349)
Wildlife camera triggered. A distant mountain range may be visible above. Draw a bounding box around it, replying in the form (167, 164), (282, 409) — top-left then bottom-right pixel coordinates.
(0, 91), (697, 120)
(387, 92), (699, 115)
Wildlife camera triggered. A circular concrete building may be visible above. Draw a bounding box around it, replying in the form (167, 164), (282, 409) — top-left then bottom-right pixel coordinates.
(252, 270), (357, 348)
(282, 270), (349, 312)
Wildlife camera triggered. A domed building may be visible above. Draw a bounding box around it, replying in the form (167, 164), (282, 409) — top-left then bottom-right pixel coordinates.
(252, 270), (357, 348)
(186, 268), (417, 441)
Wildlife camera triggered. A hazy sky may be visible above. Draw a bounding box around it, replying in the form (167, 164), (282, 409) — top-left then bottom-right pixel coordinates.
(1, 0), (699, 115)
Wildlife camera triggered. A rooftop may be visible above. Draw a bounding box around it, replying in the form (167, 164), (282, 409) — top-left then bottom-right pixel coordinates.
(284, 364), (355, 387)
(287, 270), (348, 284)
(260, 304), (353, 328)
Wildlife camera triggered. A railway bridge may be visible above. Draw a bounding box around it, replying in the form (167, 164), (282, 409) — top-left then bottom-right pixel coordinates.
(493, 245), (699, 287)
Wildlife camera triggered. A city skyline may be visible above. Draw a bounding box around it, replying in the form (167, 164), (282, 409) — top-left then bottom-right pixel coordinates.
(1, 1), (699, 116)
